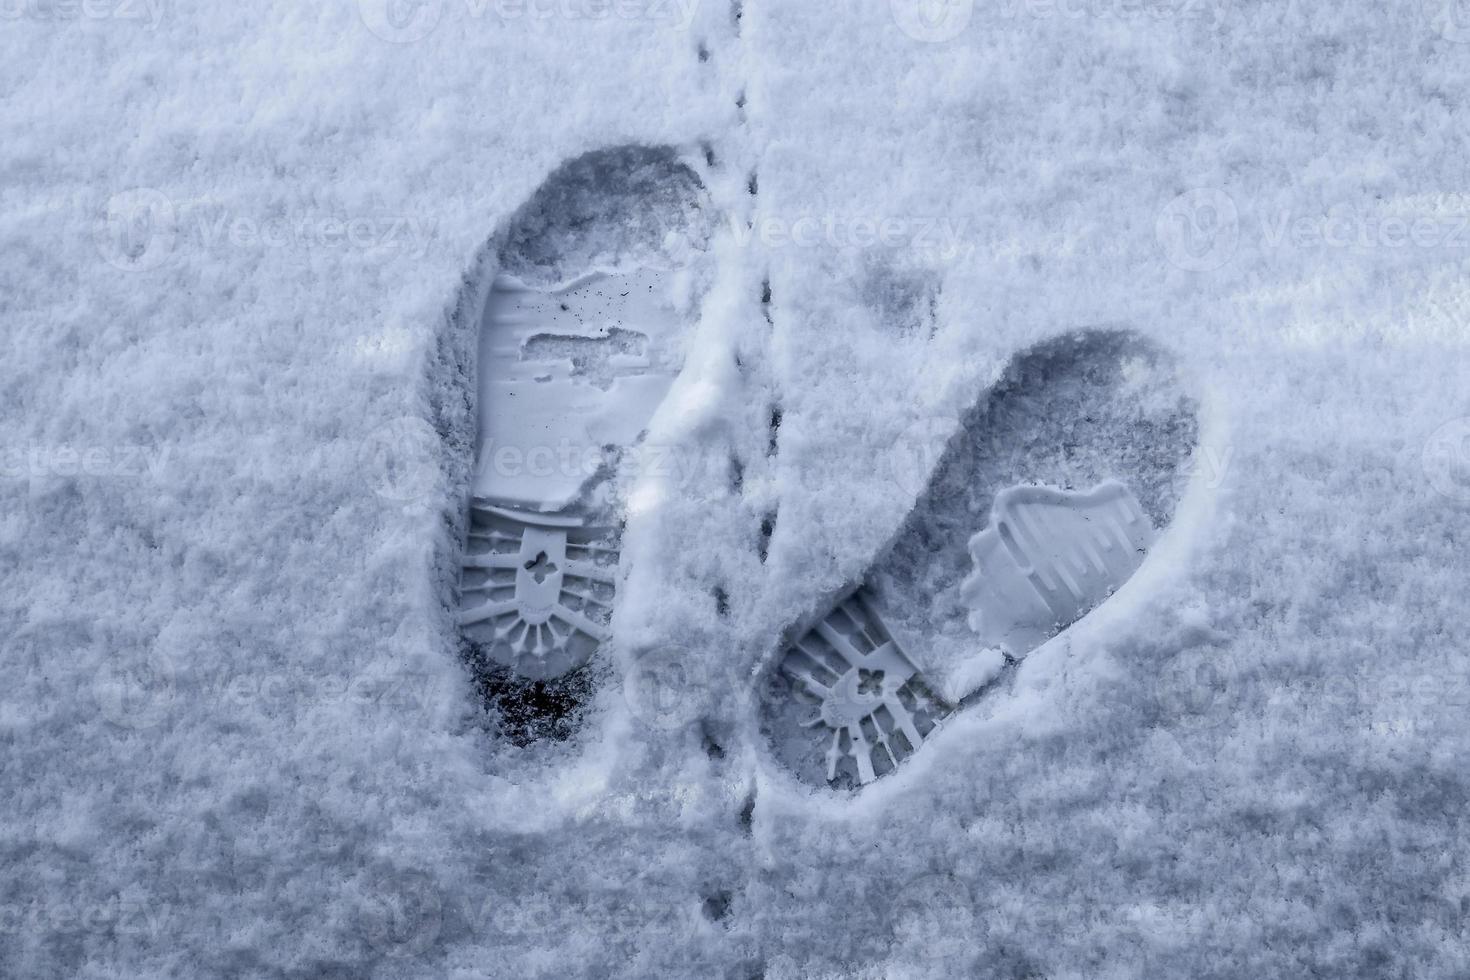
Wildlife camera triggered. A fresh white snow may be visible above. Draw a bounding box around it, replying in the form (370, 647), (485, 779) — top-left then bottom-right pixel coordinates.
(3, 0), (1469, 976)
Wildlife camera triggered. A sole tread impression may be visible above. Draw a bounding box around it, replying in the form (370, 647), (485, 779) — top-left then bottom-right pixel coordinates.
(459, 145), (714, 742)
(760, 329), (1200, 791)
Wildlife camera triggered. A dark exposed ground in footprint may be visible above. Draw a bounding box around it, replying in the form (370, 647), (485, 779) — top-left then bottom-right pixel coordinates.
(465, 642), (611, 745)
(762, 328), (1200, 789)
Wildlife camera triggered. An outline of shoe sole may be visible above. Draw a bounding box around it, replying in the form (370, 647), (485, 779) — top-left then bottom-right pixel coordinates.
(755, 329), (1227, 796)
(458, 144), (716, 729)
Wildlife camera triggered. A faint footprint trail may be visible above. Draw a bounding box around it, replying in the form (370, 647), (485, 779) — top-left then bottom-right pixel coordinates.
(685, 2), (774, 971)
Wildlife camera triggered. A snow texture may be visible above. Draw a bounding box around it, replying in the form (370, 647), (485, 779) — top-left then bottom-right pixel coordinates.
(3, 0), (1470, 977)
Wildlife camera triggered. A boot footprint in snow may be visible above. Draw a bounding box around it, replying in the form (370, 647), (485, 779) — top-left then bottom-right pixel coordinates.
(459, 145), (715, 743)
(759, 329), (1201, 790)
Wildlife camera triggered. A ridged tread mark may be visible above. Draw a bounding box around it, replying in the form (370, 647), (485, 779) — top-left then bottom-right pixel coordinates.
(766, 589), (954, 787)
(758, 511), (776, 563)
(701, 889), (733, 922)
(701, 720), (727, 759)
(757, 233), (778, 568)
(699, 0), (764, 946)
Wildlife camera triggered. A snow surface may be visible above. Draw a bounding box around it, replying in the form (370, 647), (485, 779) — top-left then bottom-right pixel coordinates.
(3, 0), (1470, 976)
